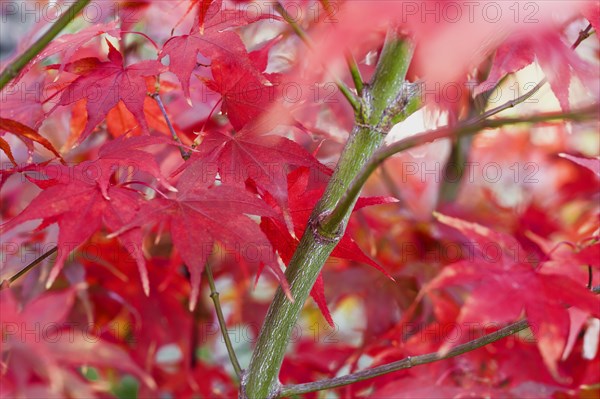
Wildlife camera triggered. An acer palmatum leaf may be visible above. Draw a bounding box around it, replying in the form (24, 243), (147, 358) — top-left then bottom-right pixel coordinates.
(109, 182), (290, 311)
(56, 40), (165, 146)
(559, 153), (600, 177)
(0, 287), (155, 396)
(160, 0), (266, 101)
(0, 163), (148, 294)
(429, 213), (600, 380)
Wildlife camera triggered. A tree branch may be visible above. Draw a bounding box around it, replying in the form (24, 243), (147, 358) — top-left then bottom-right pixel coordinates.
(321, 106), (598, 232)
(346, 51), (364, 96)
(205, 262), (243, 378)
(280, 285), (600, 396)
(150, 92), (190, 160)
(1, 246), (58, 289)
(242, 31), (415, 399)
(281, 320), (528, 396)
(471, 24), (593, 124)
(0, 0), (91, 90)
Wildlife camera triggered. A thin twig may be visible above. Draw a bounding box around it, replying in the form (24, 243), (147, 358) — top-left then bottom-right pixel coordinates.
(205, 263), (243, 378)
(281, 320), (528, 396)
(470, 24), (593, 124)
(280, 285), (600, 396)
(274, 2), (360, 111)
(0, 0), (91, 90)
(436, 24), (595, 205)
(345, 51), (364, 96)
(274, 2), (311, 45)
(571, 24), (593, 50)
(379, 164), (402, 200)
(1, 246), (58, 288)
(150, 92), (190, 160)
(321, 106), (598, 232)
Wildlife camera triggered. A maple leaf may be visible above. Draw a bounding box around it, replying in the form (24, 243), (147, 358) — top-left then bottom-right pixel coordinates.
(476, 31), (594, 110)
(106, 96), (184, 139)
(0, 287), (155, 397)
(559, 153), (600, 177)
(93, 135), (178, 199)
(160, 0), (265, 100)
(176, 0), (216, 32)
(0, 137), (16, 165)
(261, 167), (396, 325)
(0, 73), (45, 129)
(175, 120), (325, 205)
(0, 162), (148, 294)
(15, 21), (121, 81)
(204, 41), (286, 130)
(55, 40), (165, 145)
(0, 118), (63, 161)
(427, 213), (600, 379)
(110, 180), (290, 311)
(583, 2), (600, 34)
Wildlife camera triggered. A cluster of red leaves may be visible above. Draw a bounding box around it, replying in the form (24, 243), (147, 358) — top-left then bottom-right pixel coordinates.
(1, 1), (599, 398)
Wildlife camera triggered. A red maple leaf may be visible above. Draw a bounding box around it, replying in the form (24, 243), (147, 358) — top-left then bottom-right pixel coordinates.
(175, 120), (324, 205)
(427, 213), (600, 379)
(0, 118), (63, 162)
(55, 40), (165, 145)
(559, 153), (600, 177)
(160, 0), (265, 101)
(476, 30), (594, 111)
(110, 179), (290, 311)
(14, 21), (121, 82)
(0, 160), (150, 293)
(0, 287), (154, 397)
(583, 2), (600, 34)
(204, 41), (286, 131)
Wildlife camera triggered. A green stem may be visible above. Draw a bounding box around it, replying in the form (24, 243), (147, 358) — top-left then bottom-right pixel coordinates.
(274, 2), (310, 44)
(324, 106), (598, 227)
(0, 0), (91, 90)
(242, 32), (414, 399)
(274, 1), (359, 111)
(345, 51), (364, 96)
(320, 31), (414, 233)
(205, 263), (243, 378)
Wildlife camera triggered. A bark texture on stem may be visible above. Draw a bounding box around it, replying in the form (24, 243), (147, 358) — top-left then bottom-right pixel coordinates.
(242, 31), (414, 399)
(0, 0), (91, 90)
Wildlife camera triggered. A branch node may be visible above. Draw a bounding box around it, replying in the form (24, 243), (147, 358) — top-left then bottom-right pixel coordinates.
(355, 122), (387, 136)
(310, 212), (344, 245)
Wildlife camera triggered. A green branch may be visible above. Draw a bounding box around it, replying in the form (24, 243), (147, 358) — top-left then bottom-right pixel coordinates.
(242, 31), (415, 399)
(345, 51), (364, 96)
(205, 263), (243, 378)
(0, 0), (91, 90)
(274, 1), (359, 111)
